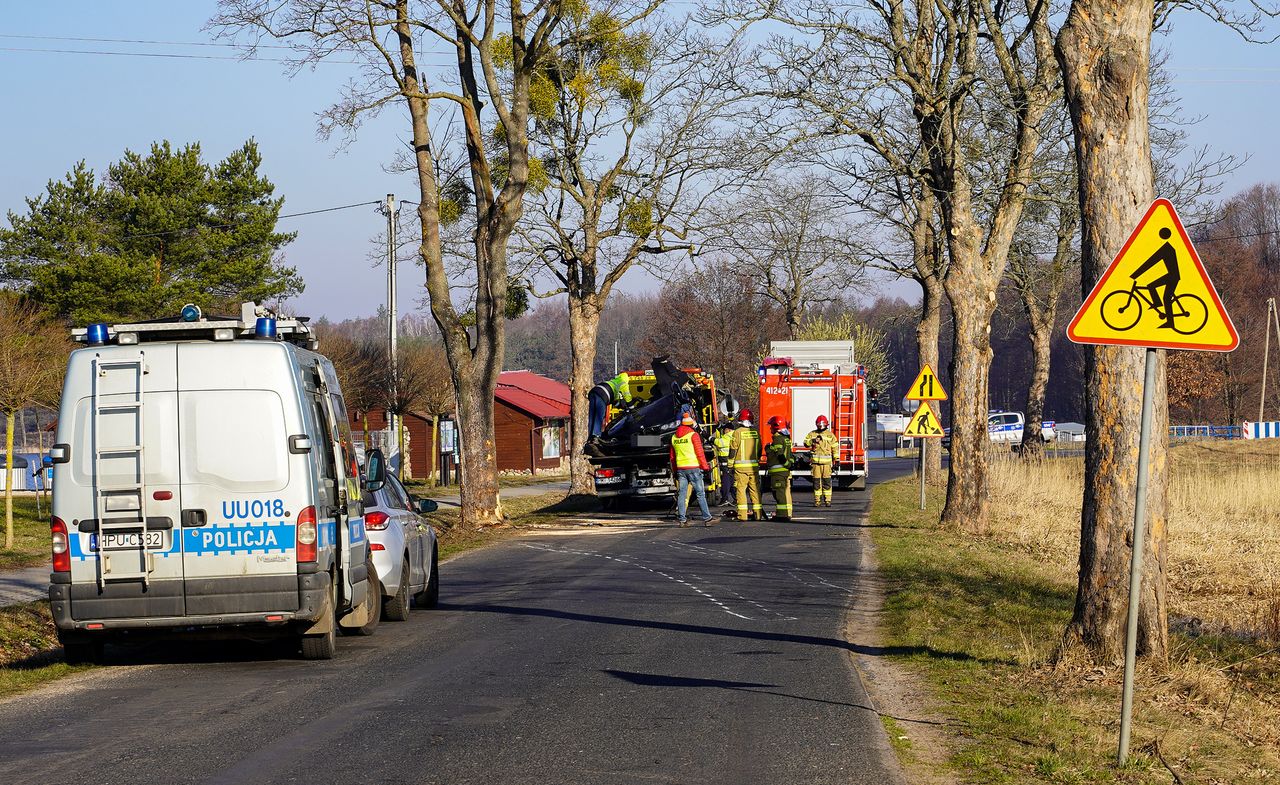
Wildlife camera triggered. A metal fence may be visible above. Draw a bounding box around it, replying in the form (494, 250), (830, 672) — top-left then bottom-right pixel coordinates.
(1168, 425), (1242, 440)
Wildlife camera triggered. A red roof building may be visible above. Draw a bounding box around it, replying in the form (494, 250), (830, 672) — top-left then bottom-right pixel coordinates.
(495, 371), (571, 474)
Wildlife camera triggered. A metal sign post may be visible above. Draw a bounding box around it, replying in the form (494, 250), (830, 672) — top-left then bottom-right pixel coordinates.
(1117, 348), (1157, 763)
(919, 439), (927, 510)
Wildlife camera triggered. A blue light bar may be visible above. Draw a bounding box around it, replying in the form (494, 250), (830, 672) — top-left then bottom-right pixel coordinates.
(86, 323), (109, 345)
(180, 304), (202, 322)
(255, 317), (278, 340)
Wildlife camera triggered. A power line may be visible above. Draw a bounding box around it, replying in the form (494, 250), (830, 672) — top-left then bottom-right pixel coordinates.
(0, 33), (457, 64)
(0, 33), (297, 49)
(120, 200), (382, 240)
(0, 44), (356, 64)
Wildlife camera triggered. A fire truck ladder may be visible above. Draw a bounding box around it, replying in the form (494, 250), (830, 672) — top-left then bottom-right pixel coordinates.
(92, 351), (150, 588)
(835, 376), (859, 470)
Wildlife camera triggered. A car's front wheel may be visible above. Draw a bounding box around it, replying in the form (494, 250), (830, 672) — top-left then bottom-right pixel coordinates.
(414, 546), (439, 608)
(383, 556), (411, 621)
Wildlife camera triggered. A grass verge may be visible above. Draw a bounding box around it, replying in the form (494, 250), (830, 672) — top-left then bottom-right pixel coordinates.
(0, 494), (51, 570)
(0, 602), (88, 700)
(870, 474), (1280, 784)
(428, 490), (592, 561)
(405, 472), (571, 499)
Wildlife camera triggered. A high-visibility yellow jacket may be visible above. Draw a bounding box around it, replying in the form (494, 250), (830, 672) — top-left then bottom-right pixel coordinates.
(728, 427), (761, 468)
(804, 429), (839, 464)
(605, 372), (633, 404)
(713, 429), (733, 461)
(669, 425), (710, 470)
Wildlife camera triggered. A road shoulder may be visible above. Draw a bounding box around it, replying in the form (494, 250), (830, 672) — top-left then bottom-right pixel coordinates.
(847, 490), (958, 785)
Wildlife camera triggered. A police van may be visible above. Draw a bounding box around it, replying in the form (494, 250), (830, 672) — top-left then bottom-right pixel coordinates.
(48, 303), (380, 662)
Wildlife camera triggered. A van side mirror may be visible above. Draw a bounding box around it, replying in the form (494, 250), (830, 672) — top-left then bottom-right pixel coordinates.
(415, 498), (438, 515)
(366, 448), (387, 492)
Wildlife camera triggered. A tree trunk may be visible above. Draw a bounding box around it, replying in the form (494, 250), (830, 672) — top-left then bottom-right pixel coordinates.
(455, 375), (503, 526)
(4, 411), (14, 549)
(1020, 312), (1053, 455)
(1057, 0), (1169, 664)
(917, 277), (944, 483)
(941, 285), (996, 532)
(567, 295), (602, 496)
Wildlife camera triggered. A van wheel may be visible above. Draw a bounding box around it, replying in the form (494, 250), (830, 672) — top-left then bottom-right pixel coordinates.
(62, 639), (104, 665)
(414, 546), (440, 608)
(383, 557), (411, 621)
(300, 578), (337, 660)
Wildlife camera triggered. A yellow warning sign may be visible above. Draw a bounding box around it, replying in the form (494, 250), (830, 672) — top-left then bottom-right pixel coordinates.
(904, 401), (945, 438)
(905, 364), (947, 401)
(1067, 199), (1238, 351)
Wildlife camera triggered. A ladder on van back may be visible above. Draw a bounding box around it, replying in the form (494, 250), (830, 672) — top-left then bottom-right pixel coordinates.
(92, 351), (150, 588)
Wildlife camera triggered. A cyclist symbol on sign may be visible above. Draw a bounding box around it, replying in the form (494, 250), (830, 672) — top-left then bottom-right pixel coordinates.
(1100, 227), (1209, 336)
(1130, 228), (1181, 329)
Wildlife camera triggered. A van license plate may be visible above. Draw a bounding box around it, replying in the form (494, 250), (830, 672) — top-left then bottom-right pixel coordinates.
(98, 531), (164, 550)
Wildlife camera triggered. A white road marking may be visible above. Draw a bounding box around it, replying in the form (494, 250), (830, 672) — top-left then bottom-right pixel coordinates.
(521, 542), (755, 620)
(666, 540), (854, 596)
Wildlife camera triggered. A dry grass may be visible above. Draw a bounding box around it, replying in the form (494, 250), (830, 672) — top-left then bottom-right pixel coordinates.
(872, 470), (1280, 783)
(987, 442), (1280, 641)
(983, 441), (1280, 769)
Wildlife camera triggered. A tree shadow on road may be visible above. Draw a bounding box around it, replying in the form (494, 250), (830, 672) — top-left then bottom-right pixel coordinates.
(437, 601), (1004, 666)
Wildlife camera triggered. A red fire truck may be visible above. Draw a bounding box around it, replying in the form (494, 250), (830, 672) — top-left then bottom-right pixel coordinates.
(756, 341), (873, 491)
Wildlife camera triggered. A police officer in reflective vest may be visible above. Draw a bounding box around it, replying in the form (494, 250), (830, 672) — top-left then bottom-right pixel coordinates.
(765, 416), (794, 521)
(728, 409), (762, 520)
(669, 411), (713, 527)
(804, 415), (839, 507)
(713, 419), (735, 506)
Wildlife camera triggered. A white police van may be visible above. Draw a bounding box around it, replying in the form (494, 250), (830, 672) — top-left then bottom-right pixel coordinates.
(942, 411), (1056, 449)
(48, 303), (380, 662)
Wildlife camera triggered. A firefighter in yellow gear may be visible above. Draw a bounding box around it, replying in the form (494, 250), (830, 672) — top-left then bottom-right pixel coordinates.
(713, 420), (735, 505)
(765, 416), (794, 521)
(804, 414), (839, 506)
(728, 410), (762, 520)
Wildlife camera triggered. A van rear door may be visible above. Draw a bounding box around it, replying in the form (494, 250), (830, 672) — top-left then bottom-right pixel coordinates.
(63, 344), (186, 619)
(176, 343), (302, 616)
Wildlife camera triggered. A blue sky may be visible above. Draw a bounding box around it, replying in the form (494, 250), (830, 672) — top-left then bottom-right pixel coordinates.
(0, 2), (1276, 321)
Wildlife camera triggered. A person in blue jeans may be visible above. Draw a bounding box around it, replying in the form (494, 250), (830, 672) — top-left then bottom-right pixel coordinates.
(669, 412), (713, 527)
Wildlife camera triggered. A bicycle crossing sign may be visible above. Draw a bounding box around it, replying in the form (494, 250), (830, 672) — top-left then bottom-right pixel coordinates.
(903, 401), (945, 437)
(1067, 199), (1238, 351)
(905, 364), (947, 401)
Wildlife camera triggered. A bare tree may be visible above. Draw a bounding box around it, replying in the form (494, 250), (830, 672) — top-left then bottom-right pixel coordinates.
(214, 0), (580, 526)
(639, 257), (785, 408)
(515, 17), (746, 495)
(709, 175), (861, 339)
(1057, 0), (1277, 666)
(719, 0), (1061, 530)
(0, 295), (67, 548)
(1056, 0), (1166, 665)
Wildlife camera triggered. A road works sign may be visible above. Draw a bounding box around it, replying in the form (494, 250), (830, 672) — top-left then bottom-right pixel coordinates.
(1067, 199), (1238, 351)
(905, 364), (947, 401)
(903, 401), (944, 437)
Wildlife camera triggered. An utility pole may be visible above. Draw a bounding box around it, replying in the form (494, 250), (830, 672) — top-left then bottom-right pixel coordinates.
(1261, 297), (1278, 423)
(380, 194), (400, 475)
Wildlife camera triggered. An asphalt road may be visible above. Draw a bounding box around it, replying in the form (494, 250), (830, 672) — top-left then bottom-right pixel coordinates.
(0, 459), (915, 785)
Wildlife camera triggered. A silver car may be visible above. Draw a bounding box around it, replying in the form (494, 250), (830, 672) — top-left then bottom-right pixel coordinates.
(364, 472), (440, 620)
